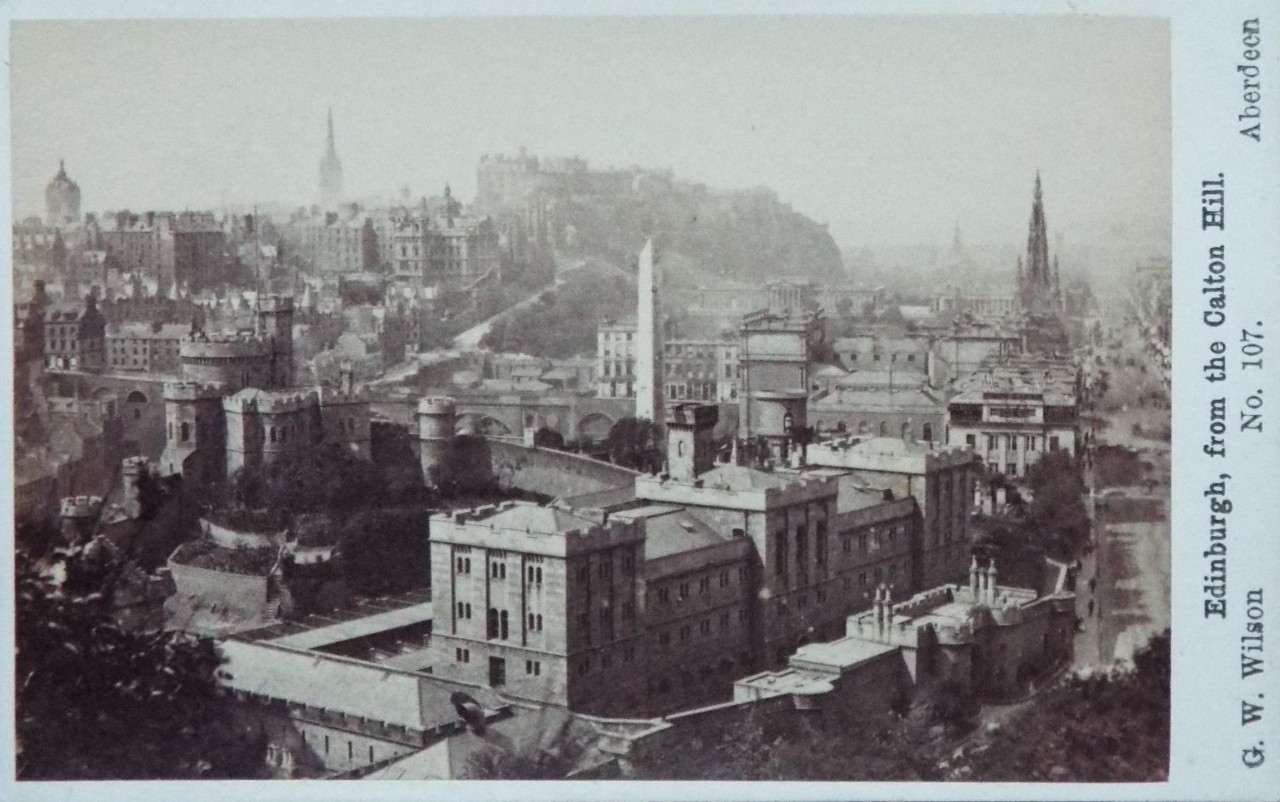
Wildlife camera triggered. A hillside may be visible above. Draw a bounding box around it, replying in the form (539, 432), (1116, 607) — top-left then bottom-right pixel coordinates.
(545, 175), (843, 285)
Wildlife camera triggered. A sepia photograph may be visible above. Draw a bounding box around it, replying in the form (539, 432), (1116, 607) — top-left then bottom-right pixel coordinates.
(8, 11), (1173, 785)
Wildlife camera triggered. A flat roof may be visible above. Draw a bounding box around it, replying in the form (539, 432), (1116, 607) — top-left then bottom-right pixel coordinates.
(790, 636), (898, 669)
(736, 668), (836, 696)
(266, 601), (434, 651)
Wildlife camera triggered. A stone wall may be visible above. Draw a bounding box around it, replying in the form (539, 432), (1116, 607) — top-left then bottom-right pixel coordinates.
(488, 439), (639, 499)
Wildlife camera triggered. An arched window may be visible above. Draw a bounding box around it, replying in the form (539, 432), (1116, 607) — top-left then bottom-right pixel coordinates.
(487, 608), (499, 639)
(922, 422), (934, 442)
(180, 422), (190, 442)
(269, 426), (277, 443)
(878, 421), (888, 436)
(858, 421), (869, 435)
(500, 610), (509, 640)
(900, 422), (911, 440)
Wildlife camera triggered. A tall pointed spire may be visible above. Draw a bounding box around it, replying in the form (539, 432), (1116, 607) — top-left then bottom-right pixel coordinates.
(1021, 171), (1053, 316)
(318, 107), (344, 209)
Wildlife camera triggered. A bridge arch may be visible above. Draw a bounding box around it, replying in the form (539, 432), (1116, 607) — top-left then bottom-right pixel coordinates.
(577, 412), (616, 443)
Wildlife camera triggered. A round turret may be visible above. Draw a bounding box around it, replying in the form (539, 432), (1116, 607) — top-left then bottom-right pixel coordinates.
(417, 396), (458, 486)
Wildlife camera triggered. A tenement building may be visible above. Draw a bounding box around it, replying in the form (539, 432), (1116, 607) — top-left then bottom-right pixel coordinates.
(596, 317), (739, 403)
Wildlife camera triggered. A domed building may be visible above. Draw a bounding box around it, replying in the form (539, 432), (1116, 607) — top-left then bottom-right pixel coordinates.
(45, 160), (82, 227)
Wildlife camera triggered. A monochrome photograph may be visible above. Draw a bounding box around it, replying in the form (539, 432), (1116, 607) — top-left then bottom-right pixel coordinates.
(8, 12), (1173, 785)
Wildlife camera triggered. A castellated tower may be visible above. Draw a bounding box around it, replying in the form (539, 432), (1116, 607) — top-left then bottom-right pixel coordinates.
(160, 382), (227, 485)
(256, 295), (295, 388)
(417, 396), (457, 487)
(224, 388), (320, 475)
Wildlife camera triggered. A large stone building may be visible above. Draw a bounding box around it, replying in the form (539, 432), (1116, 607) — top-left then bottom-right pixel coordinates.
(944, 356), (1080, 478)
(98, 210), (226, 293)
(596, 318), (739, 404)
(106, 322), (187, 374)
(421, 399), (977, 717)
(45, 160), (82, 227)
(284, 213), (379, 277)
(387, 190), (501, 291)
(807, 435), (977, 590)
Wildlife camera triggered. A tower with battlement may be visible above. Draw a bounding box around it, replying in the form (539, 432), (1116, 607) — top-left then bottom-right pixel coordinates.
(160, 382), (227, 483)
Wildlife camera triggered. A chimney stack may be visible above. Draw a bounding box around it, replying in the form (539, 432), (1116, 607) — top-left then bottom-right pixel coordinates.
(969, 555), (980, 597)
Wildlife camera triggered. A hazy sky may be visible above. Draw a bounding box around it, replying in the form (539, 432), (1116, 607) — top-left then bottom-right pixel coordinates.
(11, 15), (1170, 248)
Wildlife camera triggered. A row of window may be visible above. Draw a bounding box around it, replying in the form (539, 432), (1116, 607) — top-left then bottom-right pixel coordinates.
(967, 433), (1060, 453)
(843, 352), (920, 363)
(576, 644), (637, 676)
(654, 565), (748, 604)
(656, 608), (749, 648)
(826, 420), (936, 441)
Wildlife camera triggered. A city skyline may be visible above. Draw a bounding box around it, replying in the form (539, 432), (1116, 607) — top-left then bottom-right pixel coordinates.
(11, 15), (1170, 250)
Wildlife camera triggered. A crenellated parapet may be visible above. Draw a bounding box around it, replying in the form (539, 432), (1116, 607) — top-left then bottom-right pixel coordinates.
(164, 381), (226, 402)
(223, 389), (320, 415)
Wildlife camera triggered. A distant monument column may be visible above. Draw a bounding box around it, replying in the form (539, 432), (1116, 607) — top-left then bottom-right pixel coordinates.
(634, 238), (664, 428)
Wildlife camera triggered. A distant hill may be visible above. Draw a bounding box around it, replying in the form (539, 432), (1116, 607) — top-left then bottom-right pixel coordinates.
(544, 174), (843, 286)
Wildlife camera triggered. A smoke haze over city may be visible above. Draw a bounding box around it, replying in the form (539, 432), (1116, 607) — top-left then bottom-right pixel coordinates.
(11, 15), (1170, 252)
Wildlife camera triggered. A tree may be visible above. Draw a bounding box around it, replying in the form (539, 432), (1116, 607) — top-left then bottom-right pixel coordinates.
(604, 417), (664, 473)
(1024, 451), (1091, 559)
(338, 507), (432, 596)
(532, 426), (566, 450)
(15, 542), (266, 779)
(953, 630), (1170, 781)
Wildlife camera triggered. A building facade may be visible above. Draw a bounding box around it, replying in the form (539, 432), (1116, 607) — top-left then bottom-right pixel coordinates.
(43, 296), (106, 370)
(945, 357), (1080, 478)
(106, 322), (187, 374)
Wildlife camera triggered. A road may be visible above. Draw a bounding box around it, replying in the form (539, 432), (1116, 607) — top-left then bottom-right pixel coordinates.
(1073, 316), (1171, 670)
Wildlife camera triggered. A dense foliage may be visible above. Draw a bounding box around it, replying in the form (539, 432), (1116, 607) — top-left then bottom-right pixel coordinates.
(634, 630), (1170, 782)
(603, 417), (664, 474)
(15, 543), (265, 779)
(480, 265), (634, 358)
